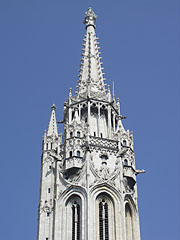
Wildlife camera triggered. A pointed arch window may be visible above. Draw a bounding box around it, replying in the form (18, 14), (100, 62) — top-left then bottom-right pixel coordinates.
(123, 140), (127, 146)
(65, 195), (82, 240)
(97, 194), (115, 240)
(124, 159), (128, 166)
(125, 203), (133, 240)
(77, 151), (80, 157)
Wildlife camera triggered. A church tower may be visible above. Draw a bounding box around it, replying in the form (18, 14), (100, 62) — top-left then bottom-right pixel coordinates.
(37, 8), (144, 240)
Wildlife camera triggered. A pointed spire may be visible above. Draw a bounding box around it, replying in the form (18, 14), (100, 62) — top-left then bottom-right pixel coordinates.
(47, 104), (58, 137)
(76, 8), (107, 99)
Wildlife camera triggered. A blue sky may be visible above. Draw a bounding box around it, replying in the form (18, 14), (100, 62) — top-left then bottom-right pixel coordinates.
(0, 0), (179, 239)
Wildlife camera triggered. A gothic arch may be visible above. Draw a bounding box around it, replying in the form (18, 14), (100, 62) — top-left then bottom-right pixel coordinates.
(91, 186), (122, 240)
(125, 203), (133, 240)
(56, 188), (87, 240)
(124, 195), (138, 240)
(90, 183), (122, 201)
(65, 194), (82, 240)
(124, 194), (138, 214)
(96, 192), (116, 240)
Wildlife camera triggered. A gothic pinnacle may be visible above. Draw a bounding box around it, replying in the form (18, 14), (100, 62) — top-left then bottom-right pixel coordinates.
(47, 104), (58, 137)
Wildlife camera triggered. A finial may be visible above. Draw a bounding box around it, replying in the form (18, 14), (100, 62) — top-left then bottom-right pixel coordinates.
(117, 97), (120, 114)
(51, 104), (56, 110)
(69, 88), (72, 97)
(84, 7), (97, 29)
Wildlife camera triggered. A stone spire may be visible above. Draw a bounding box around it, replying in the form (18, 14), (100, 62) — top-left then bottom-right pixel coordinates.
(77, 8), (107, 98)
(47, 104), (58, 137)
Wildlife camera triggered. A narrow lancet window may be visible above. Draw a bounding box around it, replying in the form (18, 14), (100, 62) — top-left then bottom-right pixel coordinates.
(77, 151), (80, 157)
(99, 199), (109, 240)
(124, 159), (128, 166)
(125, 203), (133, 240)
(123, 140), (127, 146)
(72, 201), (80, 240)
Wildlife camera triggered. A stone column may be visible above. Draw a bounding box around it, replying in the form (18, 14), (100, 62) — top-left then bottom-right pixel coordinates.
(97, 104), (100, 137)
(108, 106), (111, 138)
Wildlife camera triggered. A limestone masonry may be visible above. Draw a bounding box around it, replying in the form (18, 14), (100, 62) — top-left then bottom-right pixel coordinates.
(37, 8), (144, 240)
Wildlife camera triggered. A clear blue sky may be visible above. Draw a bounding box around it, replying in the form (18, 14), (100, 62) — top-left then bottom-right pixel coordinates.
(0, 0), (179, 239)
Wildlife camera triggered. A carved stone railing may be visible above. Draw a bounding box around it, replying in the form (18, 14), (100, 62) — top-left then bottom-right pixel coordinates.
(64, 156), (83, 170)
(89, 136), (118, 150)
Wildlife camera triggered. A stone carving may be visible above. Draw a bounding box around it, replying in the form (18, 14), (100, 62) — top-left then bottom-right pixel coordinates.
(43, 156), (54, 165)
(89, 155), (120, 188)
(39, 200), (54, 214)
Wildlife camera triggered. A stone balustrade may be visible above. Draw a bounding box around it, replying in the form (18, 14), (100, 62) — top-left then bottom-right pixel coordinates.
(65, 156), (83, 170)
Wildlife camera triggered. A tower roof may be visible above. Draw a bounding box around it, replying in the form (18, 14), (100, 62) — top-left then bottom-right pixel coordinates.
(76, 8), (107, 99)
(47, 104), (58, 137)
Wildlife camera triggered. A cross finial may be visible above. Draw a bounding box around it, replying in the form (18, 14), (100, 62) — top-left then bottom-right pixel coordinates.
(83, 7), (97, 29)
(51, 104), (56, 110)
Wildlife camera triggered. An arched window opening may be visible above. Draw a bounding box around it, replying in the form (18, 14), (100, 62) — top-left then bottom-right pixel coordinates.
(65, 195), (82, 240)
(100, 108), (108, 124)
(97, 193), (115, 240)
(115, 119), (118, 130)
(100, 133), (103, 138)
(77, 131), (80, 137)
(70, 132), (73, 138)
(99, 199), (109, 240)
(111, 113), (113, 128)
(123, 140), (127, 147)
(72, 111), (75, 121)
(77, 151), (80, 157)
(124, 159), (128, 166)
(46, 143), (48, 150)
(51, 143), (53, 149)
(91, 105), (98, 118)
(70, 151), (73, 157)
(125, 203), (133, 240)
(81, 106), (87, 122)
(72, 201), (80, 240)
(94, 132), (96, 137)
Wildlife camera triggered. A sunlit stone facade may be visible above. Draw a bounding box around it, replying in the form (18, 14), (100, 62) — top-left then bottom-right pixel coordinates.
(37, 8), (144, 240)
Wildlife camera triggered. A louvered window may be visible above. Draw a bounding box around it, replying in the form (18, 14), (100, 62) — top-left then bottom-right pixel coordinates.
(99, 199), (109, 240)
(72, 202), (80, 240)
